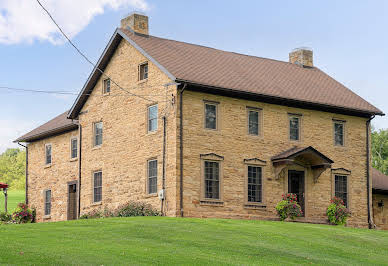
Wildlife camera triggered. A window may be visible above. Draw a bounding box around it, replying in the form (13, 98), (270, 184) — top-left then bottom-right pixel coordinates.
(247, 166), (262, 203)
(44, 190), (51, 216)
(93, 171), (102, 202)
(45, 144), (52, 165)
(71, 138), (78, 159)
(94, 122), (103, 147)
(148, 105), (158, 132)
(289, 115), (301, 141)
(248, 109), (260, 135)
(204, 161), (220, 199)
(334, 121), (345, 146)
(205, 102), (218, 130)
(335, 175), (348, 207)
(147, 160), (157, 194)
(139, 62), (148, 80)
(103, 79), (111, 94)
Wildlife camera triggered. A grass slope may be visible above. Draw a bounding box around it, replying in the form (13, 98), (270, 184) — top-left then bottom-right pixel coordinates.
(0, 190), (25, 213)
(1, 217), (388, 265)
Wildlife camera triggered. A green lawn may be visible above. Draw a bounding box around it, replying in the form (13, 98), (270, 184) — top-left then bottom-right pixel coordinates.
(0, 190), (25, 213)
(0, 217), (388, 265)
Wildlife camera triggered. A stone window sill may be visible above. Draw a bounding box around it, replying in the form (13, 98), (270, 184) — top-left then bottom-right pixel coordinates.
(92, 145), (102, 151)
(91, 201), (102, 206)
(70, 158), (78, 162)
(138, 79), (148, 85)
(44, 164), (52, 169)
(200, 200), (224, 207)
(145, 193), (158, 198)
(43, 215), (51, 219)
(244, 204), (266, 210)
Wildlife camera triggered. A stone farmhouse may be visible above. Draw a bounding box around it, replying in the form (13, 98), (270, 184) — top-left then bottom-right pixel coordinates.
(16, 13), (387, 228)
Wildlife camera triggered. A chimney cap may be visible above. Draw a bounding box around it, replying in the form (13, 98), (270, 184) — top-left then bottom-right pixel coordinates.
(291, 47), (313, 52)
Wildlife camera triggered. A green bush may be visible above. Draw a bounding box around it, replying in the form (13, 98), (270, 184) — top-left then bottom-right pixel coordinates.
(0, 212), (12, 223)
(80, 201), (160, 219)
(326, 197), (350, 225)
(12, 203), (34, 224)
(276, 193), (303, 221)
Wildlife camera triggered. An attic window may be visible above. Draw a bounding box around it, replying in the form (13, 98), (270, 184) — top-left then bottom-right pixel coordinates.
(103, 79), (110, 94)
(139, 62), (148, 81)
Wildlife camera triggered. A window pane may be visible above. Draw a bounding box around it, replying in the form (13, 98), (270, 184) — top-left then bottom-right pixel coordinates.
(204, 161), (220, 199)
(104, 79), (110, 93)
(71, 139), (77, 158)
(248, 166), (262, 202)
(334, 123), (344, 146)
(46, 145), (52, 164)
(148, 105), (158, 132)
(94, 122), (103, 146)
(45, 190), (51, 215)
(335, 175), (347, 207)
(93, 172), (102, 202)
(148, 160), (157, 194)
(289, 117), (299, 140)
(248, 110), (259, 135)
(140, 63), (148, 80)
(205, 104), (217, 129)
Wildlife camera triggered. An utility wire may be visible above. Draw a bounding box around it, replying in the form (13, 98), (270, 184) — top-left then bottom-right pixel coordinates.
(35, 0), (156, 103)
(0, 86), (78, 95)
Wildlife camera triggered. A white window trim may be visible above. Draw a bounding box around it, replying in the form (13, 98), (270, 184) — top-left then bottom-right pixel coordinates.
(147, 104), (158, 133)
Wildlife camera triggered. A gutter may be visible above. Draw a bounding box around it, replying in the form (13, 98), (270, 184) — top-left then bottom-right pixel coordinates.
(366, 115), (375, 229)
(179, 83), (187, 217)
(161, 116), (166, 215)
(17, 142), (28, 205)
(78, 124), (82, 219)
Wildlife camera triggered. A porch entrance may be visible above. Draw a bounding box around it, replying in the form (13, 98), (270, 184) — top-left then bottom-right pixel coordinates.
(288, 170), (305, 216)
(67, 183), (77, 220)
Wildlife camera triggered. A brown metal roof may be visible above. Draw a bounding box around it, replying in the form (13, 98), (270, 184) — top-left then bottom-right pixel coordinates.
(372, 168), (388, 192)
(15, 111), (78, 143)
(120, 29), (383, 116)
(271, 146), (334, 164)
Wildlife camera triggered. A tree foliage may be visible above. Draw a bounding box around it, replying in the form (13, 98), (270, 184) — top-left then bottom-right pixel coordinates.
(0, 148), (26, 190)
(372, 128), (388, 175)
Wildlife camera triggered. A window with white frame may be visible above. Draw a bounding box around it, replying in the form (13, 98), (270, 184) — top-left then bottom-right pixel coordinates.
(71, 138), (78, 159)
(147, 160), (157, 194)
(247, 166), (262, 203)
(148, 104), (158, 132)
(94, 122), (103, 147)
(204, 161), (220, 199)
(205, 102), (218, 130)
(248, 108), (260, 135)
(44, 189), (51, 216)
(139, 62), (148, 80)
(334, 121), (345, 146)
(45, 144), (52, 165)
(93, 171), (102, 202)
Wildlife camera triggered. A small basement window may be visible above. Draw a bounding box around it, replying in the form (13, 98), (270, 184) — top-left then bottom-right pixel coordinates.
(139, 62), (148, 81)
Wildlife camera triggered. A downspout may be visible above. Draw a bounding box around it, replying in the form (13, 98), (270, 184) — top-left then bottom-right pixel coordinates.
(17, 142), (28, 205)
(179, 83), (187, 217)
(161, 116), (166, 215)
(78, 124), (82, 219)
(366, 115), (375, 229)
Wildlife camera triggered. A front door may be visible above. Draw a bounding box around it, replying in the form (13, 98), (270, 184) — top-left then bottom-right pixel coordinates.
(68, 184), (77, 220)
(288, 170), (305, 216)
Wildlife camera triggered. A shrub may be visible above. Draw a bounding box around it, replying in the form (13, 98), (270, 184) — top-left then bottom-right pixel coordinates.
(276, 193), (303, 221)
(80, 201), (160, 220)
(12, 203), (34, 224)
(0, 212), (12, 223)
(116, 202), (161, 217)
(326, 197), (350, 225)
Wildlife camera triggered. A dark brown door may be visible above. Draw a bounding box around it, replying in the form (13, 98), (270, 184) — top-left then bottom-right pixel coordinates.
(68, 184), (77, 220)
(288, 170), (305, 216)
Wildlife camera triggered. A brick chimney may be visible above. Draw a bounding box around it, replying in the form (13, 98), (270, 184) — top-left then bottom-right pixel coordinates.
(289, 48), (313, 67)
(120, 12), (149, 35)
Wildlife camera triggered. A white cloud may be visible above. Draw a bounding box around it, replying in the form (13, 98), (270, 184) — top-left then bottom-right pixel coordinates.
(0, 119), (40, 153)
(0, 0), (149, 44)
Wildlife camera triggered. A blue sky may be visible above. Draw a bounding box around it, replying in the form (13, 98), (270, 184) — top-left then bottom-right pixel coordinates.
(0, 0), (387, 152)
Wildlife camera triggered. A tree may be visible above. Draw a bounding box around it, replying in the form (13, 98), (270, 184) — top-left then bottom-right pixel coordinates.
(0, 148), (26, 190)
(371, 128), (388, 175)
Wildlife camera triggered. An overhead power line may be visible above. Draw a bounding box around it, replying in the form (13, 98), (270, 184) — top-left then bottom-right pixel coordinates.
(0, 86), (79, 95)
(35, 0), (156, 103)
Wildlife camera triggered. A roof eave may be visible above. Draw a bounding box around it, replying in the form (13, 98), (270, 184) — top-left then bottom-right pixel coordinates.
(14, 124), (78, 143)
(178, 79), (384, 117)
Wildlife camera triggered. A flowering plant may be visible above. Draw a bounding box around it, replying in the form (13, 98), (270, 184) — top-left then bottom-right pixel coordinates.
(275, 193), (303, 221)
(326, 197), (350, 225)
(12, 203), (34, 224)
